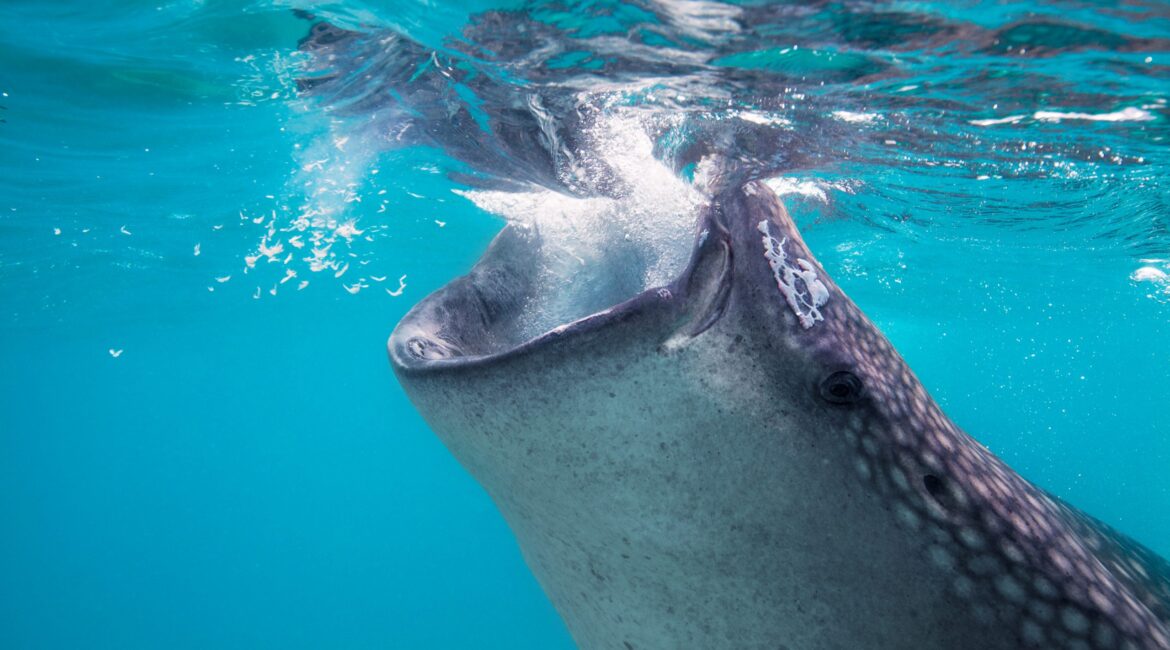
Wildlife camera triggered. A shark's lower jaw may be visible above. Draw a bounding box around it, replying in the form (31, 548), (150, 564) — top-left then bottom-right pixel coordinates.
(390, 182), (1170, 650)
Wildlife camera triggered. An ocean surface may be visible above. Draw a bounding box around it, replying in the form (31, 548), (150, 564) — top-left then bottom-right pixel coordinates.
(1, 1), (1167, 648)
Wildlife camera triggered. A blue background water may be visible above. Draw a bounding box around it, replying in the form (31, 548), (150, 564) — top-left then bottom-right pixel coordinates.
(1, 1), (1167, 648)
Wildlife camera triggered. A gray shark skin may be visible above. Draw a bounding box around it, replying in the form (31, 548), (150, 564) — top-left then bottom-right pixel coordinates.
(388, 180), (1170, 649)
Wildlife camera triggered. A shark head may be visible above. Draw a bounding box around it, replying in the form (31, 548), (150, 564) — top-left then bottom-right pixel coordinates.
(389, 179), (1170, 649)
(388, 175), (921, 490)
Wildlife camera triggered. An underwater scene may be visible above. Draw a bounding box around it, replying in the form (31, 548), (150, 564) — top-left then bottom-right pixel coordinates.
(1, 0), (1168, 648)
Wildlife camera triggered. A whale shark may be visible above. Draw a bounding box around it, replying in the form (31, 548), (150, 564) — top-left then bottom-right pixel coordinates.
(290, 8), (1170, 649)
(389, 173), (1170, 649)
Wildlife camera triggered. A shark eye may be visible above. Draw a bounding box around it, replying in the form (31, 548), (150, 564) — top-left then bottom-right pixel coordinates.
(820, 371), (863, 405)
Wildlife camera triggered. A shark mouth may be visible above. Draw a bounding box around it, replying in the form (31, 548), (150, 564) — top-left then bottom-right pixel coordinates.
(387, 190), (735, 372)
(388, 127), (746, 371)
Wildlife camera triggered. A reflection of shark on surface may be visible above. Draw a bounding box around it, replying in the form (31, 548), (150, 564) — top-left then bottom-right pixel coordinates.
(390, 172), (1170, 649)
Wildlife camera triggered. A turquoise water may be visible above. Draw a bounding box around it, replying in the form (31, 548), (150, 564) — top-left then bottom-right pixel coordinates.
(1, 1), (1167, 648)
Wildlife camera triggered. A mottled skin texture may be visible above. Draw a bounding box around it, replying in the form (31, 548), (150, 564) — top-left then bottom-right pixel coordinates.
(389, 181), (1170, 649)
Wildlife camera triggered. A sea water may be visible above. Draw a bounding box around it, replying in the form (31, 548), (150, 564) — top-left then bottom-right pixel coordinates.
(1, 1), (1167, 648)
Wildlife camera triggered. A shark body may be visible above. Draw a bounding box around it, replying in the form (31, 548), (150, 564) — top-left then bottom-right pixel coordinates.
(390, 180), (1170, 649)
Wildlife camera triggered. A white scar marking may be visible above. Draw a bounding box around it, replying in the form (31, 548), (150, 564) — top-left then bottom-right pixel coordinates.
(757, 220), (829, 328)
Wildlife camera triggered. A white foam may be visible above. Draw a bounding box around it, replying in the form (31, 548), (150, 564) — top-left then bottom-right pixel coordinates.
(763, 177), (855, 204)
(1033, 107), (1152, 123)
(833, 111), (879, 124)
(765, 178), (829, 203)
(457, 116), (702, 339)
(737, 111), (792, 128)
(1132, 266), (1168, 283)
(970, 115), (1025, 127)
(1131, 263), (1170, 303)
(969, 107), (1152, 127)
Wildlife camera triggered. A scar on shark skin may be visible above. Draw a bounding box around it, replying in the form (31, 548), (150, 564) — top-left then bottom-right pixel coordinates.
(757, 219), (829, 329)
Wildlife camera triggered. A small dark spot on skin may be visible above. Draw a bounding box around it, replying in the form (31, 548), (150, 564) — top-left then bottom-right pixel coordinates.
(923, 474), (945, 497)
(922, 474), (959, 511)
(624, 642), (634, 650)
(608, 392), (616, 398)
(589, 565), (605, 582)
